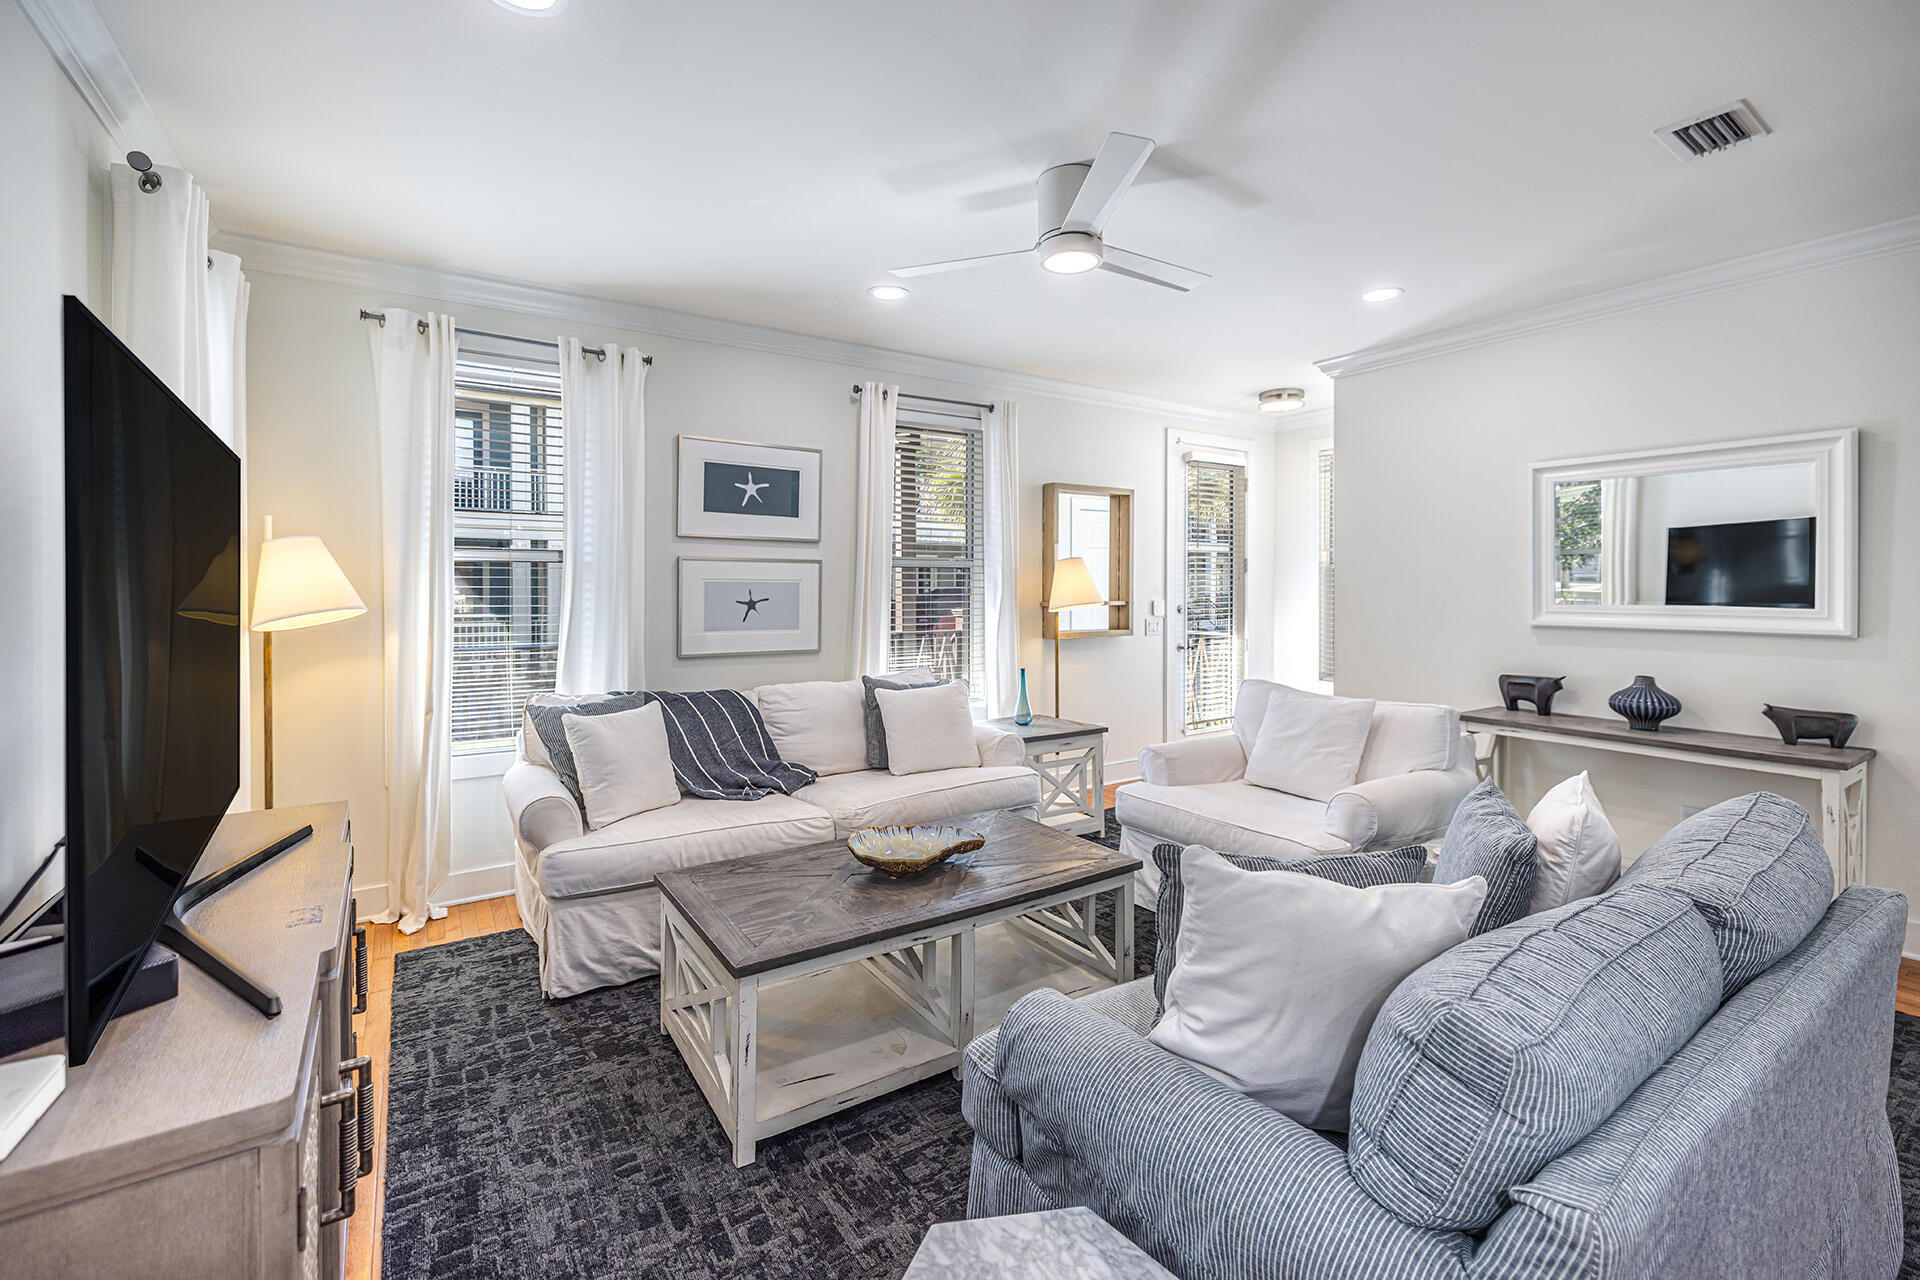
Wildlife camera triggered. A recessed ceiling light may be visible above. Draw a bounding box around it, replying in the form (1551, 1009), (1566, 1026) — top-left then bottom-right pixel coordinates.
(1258, 388), (1307, 414)
(493, 0), (566, 15)
(1361, 286), (1404, 303)
(868, 284), (909, 302)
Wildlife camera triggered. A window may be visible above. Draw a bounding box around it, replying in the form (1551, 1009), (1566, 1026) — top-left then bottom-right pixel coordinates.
(887, 405), (986, 691)
(1315, 442), (1336, 682)
(1180, 455), (1246, 734)
(451, 352), (565, 750)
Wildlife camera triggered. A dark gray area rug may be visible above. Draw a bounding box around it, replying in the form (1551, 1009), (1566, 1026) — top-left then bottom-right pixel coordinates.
(381, 812), (1152, 1280)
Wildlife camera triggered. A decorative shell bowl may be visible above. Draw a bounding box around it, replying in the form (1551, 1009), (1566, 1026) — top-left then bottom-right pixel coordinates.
(848, 825), (986, 877)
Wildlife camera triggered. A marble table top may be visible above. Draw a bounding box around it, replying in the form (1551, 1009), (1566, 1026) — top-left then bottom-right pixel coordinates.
(904, 1208), (1174, 1279)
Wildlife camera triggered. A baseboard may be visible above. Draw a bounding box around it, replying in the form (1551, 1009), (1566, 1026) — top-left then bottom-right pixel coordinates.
(352, 862), (516, 923)
(1105, 761), (1142, 787)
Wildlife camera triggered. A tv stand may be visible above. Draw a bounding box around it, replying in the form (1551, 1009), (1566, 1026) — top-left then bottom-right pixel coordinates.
(159, 823), (315, 1016)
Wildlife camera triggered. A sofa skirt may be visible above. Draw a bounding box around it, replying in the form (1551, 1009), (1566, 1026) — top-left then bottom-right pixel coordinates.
(515, 855), (667, 998)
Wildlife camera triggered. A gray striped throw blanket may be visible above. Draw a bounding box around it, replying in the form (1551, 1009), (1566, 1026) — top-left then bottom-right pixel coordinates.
(527, 690), (818, 810)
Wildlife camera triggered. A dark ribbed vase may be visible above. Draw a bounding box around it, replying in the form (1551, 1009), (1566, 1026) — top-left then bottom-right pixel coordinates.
(1608, 675), (1681, 732)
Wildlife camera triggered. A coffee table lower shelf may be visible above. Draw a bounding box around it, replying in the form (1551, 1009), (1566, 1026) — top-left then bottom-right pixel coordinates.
(661, 876), (1133, 1166)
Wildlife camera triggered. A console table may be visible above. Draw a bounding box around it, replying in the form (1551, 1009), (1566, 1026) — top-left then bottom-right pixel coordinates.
(1462, 708), (1874, 887)
(984, 716), (1108, 837)
(0, 803), (367, 1279)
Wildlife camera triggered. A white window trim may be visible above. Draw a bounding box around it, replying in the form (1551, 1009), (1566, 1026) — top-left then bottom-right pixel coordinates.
(1164, 427), (1256, 740)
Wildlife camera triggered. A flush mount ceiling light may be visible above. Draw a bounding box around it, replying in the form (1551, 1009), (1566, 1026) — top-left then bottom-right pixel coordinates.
(868, 284), (910, 301)
(1258, 388), (1307, 414)
(1361, 286), (1405, 303)
(493, 0), (566, 15)
(1038, 230), (1103, 274)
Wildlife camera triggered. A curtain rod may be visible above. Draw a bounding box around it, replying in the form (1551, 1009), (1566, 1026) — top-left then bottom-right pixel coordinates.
(852, 385), (994, 412)
(357, 311), (652, 365)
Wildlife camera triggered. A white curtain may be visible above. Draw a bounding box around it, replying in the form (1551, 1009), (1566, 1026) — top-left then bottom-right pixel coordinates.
(850, 382), (898, 679)
(1600, 476), (1641, 606)
(555, 338), (648, 693)
(367, 311), (455, 933)
(981, 399), (1021, 716)
(110, 163), (256, 805)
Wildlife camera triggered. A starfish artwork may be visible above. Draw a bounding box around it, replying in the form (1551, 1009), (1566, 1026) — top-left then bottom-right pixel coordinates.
(735, 471), (770, 506)
(736, 590), (769, 622)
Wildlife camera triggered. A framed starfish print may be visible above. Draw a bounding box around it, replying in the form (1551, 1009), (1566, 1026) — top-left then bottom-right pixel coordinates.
(676, 435), (823, 541)
(676, 558), (822, 657)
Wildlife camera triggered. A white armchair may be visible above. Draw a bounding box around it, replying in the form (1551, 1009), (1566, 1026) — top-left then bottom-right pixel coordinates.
(1116, 680), (1478, 898)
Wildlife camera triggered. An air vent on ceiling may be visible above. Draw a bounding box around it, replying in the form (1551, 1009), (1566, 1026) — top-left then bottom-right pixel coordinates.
(1656, 99), (1770, 160)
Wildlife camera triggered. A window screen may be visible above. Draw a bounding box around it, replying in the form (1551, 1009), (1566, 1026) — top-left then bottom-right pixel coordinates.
(888, 408), (986, 692)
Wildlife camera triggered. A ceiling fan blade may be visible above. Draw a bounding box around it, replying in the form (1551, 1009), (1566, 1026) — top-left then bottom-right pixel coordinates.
(889, 248), (1032, 278)
(1061, 132), (1155, 234)
(1097, 245), (1211, 292)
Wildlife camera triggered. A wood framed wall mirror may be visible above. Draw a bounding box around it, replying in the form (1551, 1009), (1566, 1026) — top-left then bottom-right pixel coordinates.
(1043, 482), (1132, 638)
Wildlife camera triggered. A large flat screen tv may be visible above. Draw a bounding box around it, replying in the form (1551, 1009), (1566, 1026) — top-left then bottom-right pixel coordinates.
(1665, 516), (1817, 609)
(64, 296), (240, 1064)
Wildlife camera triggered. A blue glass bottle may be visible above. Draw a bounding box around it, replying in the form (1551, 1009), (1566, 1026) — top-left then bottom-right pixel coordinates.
(1014, 667), (1033, 725)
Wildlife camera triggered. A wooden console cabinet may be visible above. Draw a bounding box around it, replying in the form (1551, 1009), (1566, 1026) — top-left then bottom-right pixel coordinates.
(0, 802), (368, 1279)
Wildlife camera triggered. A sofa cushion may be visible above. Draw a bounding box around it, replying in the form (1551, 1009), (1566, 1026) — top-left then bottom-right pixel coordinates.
(796, 765), (1039, 838)
(1355, 701), (1461, 782)
(1525, 770), (1621, 914)
(1150, 841), (1429, 1009)
(754, 678), (870, 776)
(1229, 677), (1291, 758)
(876, 681), (980, 775)
(1149, 847), (1487, 1130)
(1244, 686), (1377, 802)
(1433, 779), (1539, 935)
(1347, 883), (1724, 1232)
(1615, 790), (1833, 994)
(532, 793), (835, 899)
(860, 670), (941, 769)
(1117, 780), (1352, 867)
(564, 700), (680, 830)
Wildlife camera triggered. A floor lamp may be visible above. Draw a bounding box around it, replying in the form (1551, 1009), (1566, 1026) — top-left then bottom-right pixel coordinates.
(251, 517), (367, 809)
(1044, 556), (1106, 719)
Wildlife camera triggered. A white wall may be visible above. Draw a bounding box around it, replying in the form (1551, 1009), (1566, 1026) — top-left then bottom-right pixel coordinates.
(0, 6), (115, 930)
(1333, 252), (1920, 943)
(241, 269), (1287, 911)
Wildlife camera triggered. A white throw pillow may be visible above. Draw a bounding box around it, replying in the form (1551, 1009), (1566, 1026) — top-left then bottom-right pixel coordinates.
(874, 682), (980, 776)
(1355, 701), (1461, 781)
(1243, 686), (1377, 801)
(562, 701), (680, 830)
(1149, 847), (1487, 1130)
(1525, 771), (1622, 913)
(755, 679), (869, 775)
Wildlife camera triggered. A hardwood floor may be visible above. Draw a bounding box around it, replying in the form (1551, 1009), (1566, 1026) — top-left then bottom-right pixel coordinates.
(343, 788), (1920, 1279)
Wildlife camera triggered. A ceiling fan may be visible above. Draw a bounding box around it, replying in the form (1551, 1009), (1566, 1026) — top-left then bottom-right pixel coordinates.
(890, 132), (1211, 292)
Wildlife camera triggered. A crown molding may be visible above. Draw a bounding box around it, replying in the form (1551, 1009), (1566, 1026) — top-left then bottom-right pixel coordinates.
(19, 0), (178, 166)
(218, 232), (1270, 430)
(1315, 213), (1920, 379)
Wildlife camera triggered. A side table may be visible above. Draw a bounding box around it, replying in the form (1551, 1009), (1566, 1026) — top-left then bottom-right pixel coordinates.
(985, 716), (1108, 837)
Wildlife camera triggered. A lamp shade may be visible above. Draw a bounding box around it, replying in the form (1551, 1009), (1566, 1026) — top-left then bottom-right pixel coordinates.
(1045, 556), (1105, 611)
(251, 534), (367, 632)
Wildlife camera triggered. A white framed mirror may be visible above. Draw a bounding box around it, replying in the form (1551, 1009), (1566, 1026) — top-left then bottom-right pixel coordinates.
(1531, 428), (1857, 636)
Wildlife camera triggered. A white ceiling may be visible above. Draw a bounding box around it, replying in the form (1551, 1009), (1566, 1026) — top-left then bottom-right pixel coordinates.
(92, 0), (1920, 413)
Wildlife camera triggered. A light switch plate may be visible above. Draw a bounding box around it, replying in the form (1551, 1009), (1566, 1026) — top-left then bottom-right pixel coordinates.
(1144, 616), (1163, 636)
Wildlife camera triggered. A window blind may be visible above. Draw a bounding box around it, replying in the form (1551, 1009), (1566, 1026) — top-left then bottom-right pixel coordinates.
(889, 408), (986, 693)
(1182, 457), (1246, 734)
(452, 353), (565, 749)
(1316, 445), (1336, 683)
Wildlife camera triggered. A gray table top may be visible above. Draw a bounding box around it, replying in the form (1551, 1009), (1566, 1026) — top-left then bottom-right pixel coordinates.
(1462, 706), (1874, 770)
(655, 809), (1138, 978)
(905, 1207), (1174, 1279)
(983, 715), (1108, 742)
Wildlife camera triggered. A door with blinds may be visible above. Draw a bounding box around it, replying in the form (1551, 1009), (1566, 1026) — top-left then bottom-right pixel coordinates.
(1178, 454), (1247, 734)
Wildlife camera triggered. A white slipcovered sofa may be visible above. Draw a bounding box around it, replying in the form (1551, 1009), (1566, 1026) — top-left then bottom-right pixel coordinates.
(1115, 679), (1477, 899)
(502, 678), (1041, 997)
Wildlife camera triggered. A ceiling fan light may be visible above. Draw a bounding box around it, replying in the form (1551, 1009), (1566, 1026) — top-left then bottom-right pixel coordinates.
(868, 284), (910, 301)
(1258, 388), (1307, 414)
(1039, 231), (1103, 274)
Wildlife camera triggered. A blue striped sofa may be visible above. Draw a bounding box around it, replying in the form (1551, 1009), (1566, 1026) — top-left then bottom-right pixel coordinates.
(961, 793), (1906, 1279)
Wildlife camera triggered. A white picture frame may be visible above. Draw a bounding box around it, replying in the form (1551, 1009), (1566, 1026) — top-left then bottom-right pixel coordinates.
(676, 435), (822, 542)
(677, 558), (822, 658)
(1530, 427), (1857, 637)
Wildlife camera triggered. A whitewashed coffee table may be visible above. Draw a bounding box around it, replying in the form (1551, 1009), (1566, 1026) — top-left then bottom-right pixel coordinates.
(655, 809), (1137, 1166)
